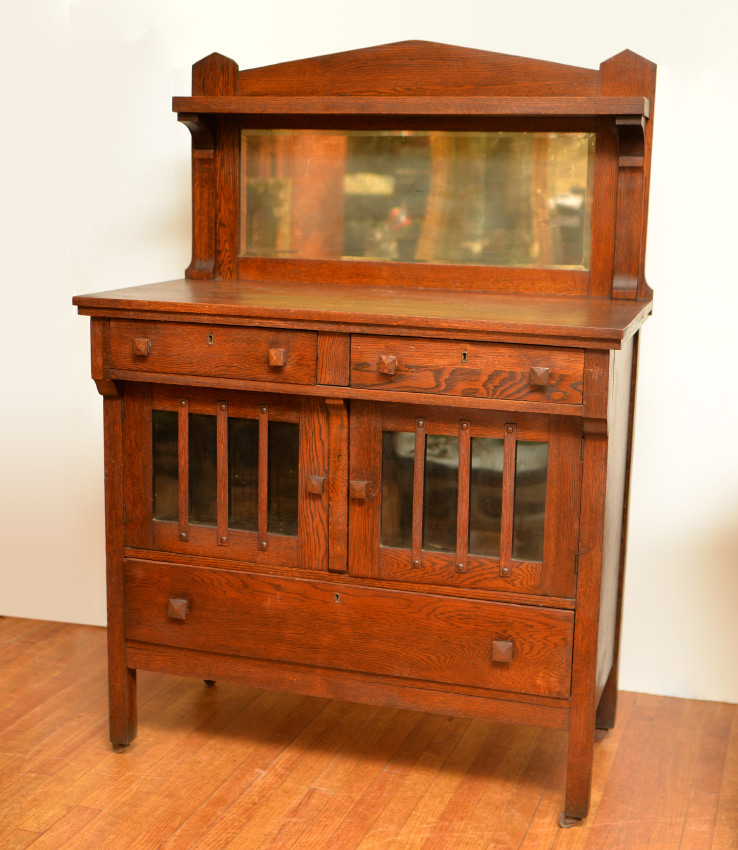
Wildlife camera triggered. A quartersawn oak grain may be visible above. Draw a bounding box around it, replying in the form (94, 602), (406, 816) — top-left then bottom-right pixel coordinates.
(75, 279), (652, 349)
(350, 335), (584, 404)
(74, 41), (657, 829)
(123, 559), (574, 699)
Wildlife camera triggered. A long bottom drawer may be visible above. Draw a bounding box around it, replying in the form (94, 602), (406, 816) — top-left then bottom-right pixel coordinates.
(123, 559), (574, 699)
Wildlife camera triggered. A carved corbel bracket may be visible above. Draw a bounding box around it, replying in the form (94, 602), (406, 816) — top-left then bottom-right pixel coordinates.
(179, 113), (217, 280)
(612, 116), (646, 299)
(94, 379), (120, 398)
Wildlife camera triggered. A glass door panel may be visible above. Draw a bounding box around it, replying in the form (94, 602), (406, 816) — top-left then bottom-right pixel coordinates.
(469, 437), (504, 558)
(189, 413), (217, 527)
(423, 435), (458, 554)
(350, 401), (580, 598)
(267, 421), (299, 537)
(132, 386), (314, 568)
(228, 417), (259, 531)
(152, 410), (178, 522)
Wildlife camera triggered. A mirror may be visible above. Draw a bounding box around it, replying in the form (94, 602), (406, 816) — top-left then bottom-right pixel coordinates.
(240, 129), (594, 269)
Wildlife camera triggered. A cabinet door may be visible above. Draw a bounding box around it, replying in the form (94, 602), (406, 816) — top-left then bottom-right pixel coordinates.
(348, 401), (581, 598)
(123, 383), (332, 571)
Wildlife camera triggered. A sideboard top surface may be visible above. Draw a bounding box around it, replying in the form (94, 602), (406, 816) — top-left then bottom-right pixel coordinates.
(74, 279), (652, 348)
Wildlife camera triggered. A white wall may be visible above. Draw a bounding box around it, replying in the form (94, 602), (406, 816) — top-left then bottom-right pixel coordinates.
(1, 0), (736, 703)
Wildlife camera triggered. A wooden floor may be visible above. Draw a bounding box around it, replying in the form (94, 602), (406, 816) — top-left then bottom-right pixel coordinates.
(0, 617), (736, 849)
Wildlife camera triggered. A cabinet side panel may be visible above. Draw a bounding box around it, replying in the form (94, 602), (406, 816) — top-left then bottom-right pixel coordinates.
(595, 336), (634, 698)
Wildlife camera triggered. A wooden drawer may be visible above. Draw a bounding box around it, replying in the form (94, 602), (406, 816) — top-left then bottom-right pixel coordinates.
(110, 320), (317, 385)
(124, 559), (574, 699)
(350, 335), (584, 404)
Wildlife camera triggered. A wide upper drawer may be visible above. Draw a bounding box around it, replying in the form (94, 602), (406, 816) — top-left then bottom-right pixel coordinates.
(109, 320), (317, 384)
(350, 335), (584, 404)
(124, 559), (574, 699)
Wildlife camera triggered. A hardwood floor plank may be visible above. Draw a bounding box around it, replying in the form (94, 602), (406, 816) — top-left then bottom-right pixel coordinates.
(351, 715), (472, 849)
(713, 706), (738, 849)
(210, 702), (384, 849)
(0, 619), (736, 850)
(646, 699), (704, 849)
(2, 829), (39, 849)
(316, 712), (447, 850)
(679, 702), (735, 850)
(376, 719), (493, 849)
(422, 723), (543, 849)
(288, 710), (443, 850)
(160, 692), (329, 848)
(25, 806), (100, 850)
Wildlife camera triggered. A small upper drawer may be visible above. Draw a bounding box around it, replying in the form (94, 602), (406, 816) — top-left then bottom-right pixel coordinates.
(109, 320), (317, 385)
(350, 336), (583, 404)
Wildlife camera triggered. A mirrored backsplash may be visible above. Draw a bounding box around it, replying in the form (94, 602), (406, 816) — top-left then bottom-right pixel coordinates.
(239, 129), (594, 269)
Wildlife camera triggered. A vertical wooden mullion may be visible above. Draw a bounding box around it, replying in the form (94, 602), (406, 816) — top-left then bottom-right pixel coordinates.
(455, 420), (471, 573)
(178, 398), (189, 542)
(217, 401), (228, 546)
(347, 400), (381, 579)
(326, 399), (349, 573)
(411, 418), (426, 569)
(499, 422), (517, 577)
(258, 404), (268, 551)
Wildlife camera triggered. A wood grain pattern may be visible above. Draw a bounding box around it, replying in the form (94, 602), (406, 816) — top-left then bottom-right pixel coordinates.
(350, 335), (584, 403)
(499, 423), (517, 578)
(238, 256), (590, 296)
(215, 116), (239, 279)
(258, 404), (268, 550)
(411, 418), (426, 570)
(216, 400), (228, 547)
(177, 398), (188, 543)
(109, 320), (317, 385)
(153, 520), (297, 567)
(589, 119), (619, 297)
(316, 332), (350, 385)
(456, 420), (471, 573)
(326, 399), (349, 573)
(599, 50), (657, 301)
(73, 41), (658, 829)
(74, 279), (653, 347)
(2, 619), (733, 849)
(179, 115), (216, 280)
(121, 383), (152, 550)
(103, 397), (137, 747)
(234, 40), (599, 98)
(172, 94), (649, 117)
(298, 397), (329, 571)
(128, 545), (574, 610)
(123, 559), (574, 698)
(347, 400), (382, 578)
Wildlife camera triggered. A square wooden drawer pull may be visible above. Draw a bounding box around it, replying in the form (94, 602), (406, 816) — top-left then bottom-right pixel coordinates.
(268, 347), (286, 367)
(349, 480), (369, 500)
(306, 475), (325, 495)
(132, 337), (151, 357)
(378, 354), (398, 375)
(491, 640), (514, 663)
(529, 366), (550, 386)
(168, 598), (189, 620)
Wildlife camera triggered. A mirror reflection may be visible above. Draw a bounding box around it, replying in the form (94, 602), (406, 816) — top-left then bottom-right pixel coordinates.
(240, 129), (594, 269)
